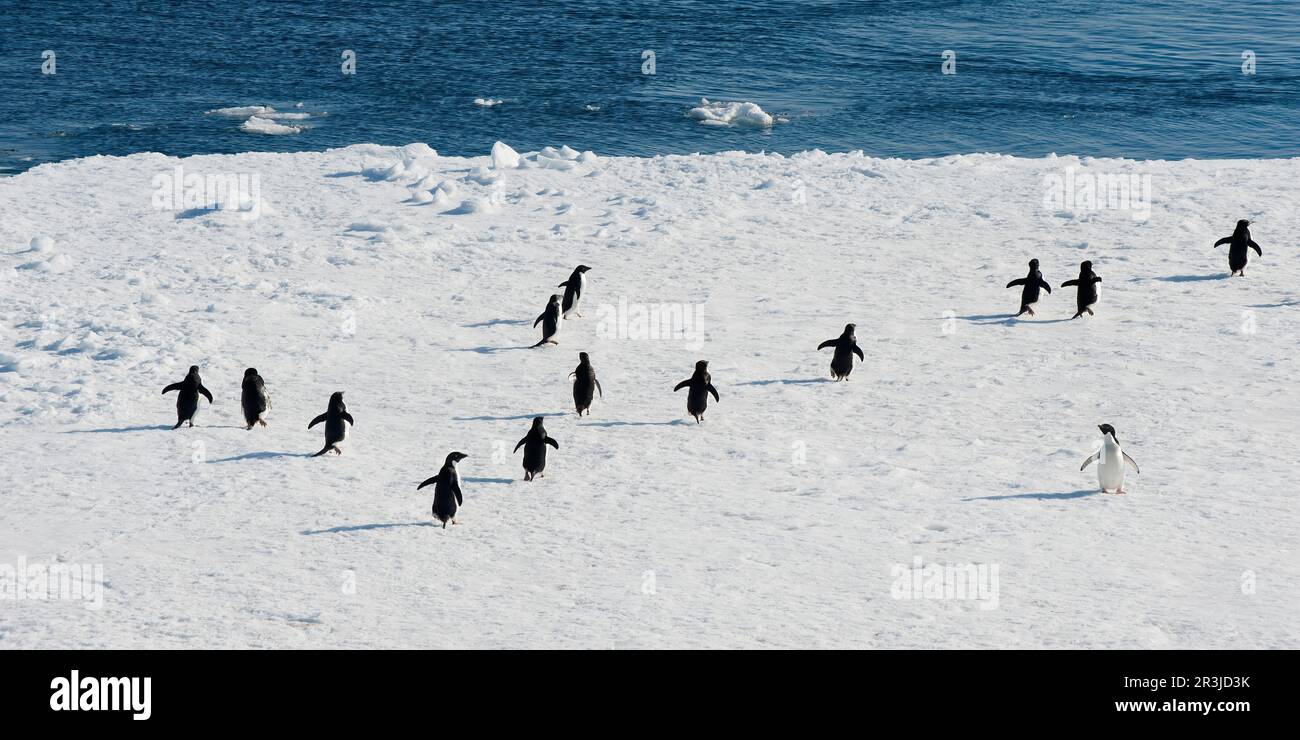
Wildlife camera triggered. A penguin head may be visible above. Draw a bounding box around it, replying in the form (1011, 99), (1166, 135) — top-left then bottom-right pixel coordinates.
(578, 351), (590, 363)
(549, 294), (561, 304)
(843, 323), (856, 336)
(188, 365), (200, 375)
(531, 416), (545, 428)
(244, 367), (258, 378)
(695, 360), (709, 373)
(1028, 258), (1039, 269)
(1098, 423), (1117, 441)
(1237, 219), (1251, 231)
(576, 264), (591, 273)
(445, 451), (469, 465)
(329, 391), (345, 409)
(1080, 260), (1093, 273)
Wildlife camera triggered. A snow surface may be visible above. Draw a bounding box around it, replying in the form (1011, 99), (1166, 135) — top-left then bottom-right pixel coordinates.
(1, 144), (1297, 648)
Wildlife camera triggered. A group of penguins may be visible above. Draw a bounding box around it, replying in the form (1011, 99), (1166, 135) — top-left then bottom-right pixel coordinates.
(159, 219), (1263, 527)
(1006, 219), (1263, 317)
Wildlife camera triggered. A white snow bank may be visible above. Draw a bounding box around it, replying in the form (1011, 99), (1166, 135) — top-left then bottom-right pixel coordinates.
(491, 141), (520, 169)
(2, 144), (1297, 650)
(688, 97), (778, 127)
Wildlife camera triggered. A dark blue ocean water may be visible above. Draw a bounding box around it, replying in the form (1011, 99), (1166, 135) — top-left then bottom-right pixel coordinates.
(4, 0), (1299, 174)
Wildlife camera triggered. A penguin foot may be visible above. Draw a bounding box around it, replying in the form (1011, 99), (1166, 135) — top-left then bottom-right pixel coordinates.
(258, 419), (267, 427)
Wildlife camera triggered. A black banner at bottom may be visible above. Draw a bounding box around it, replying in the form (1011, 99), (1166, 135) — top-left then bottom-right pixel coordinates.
(1, 649), (1287, 727)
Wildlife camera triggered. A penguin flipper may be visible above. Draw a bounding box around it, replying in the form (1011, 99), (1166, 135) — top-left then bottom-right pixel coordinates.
(707, 384), (720, 402)
(417, 476), (439, 490)
(1062, 278), (1080, 288)
(595, 378), (603, 398)
(1092, 275), (1102, 283)
(308, 413), (328, 429)
(1122, 452), (1140, 474)
(1213, 236), (1232, 247)
(673, 379), (690, 392)
(513, 437), (527, 453)
(1249, 240), (1262, 256)
(162, 382), (182, 394)
(817, 339), (836, 351)
(1080, 451), (1100, 471)
(341, 412), (355, 425)
(853, 344), (865, 361)
(1005, 278), (1027, 288)
(546, 437), (559, 449)
(534, 313), (545, 328)
(198, 385), (214, 404)
(1038, 279), (1052, 294)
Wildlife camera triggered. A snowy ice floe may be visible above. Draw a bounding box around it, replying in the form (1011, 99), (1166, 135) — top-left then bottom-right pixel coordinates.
(205, 105), (276, 118)
(687, 98), (780, 128)
(474, 97), (504, 107)
(240, 116), (303, 135)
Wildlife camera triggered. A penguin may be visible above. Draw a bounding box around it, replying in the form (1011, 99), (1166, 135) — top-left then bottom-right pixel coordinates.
(161, 365), (213, 429)
(532, 294), (562, 347)
(1213, 219), (1262, 276)
(558, 265), (591, 318)
(816, 323), (865, 381)
(1080, 423), (1139, 494)
(239, 368), (270, 430)
(308, 391), (353, 457)
(418, 452), (468, 528)
(569, 351), (603, 415)
(673, 360), (719, 423)
(514, 416), (558, 482)
(1005, 258), (1052, 317)
(1061, 261), (1102, 319)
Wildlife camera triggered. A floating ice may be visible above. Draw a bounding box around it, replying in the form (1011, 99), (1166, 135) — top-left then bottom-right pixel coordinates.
(474, 98), (504, 107)
(206, 105), (275, 118)
(241, 116), (302, 135)
(687, 98), (776, 128)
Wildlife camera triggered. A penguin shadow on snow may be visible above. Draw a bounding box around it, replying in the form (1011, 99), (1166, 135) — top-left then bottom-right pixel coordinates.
(62, 424), (173, 434)
(462, 318), (530, 328)
(578, 419), (691, 428)
(737, 378), (832, 387)
(208, 451), (315, 463)
(963, 489), (1099, 502)
(952, 314), (1075, 326)
(301, 521), (436, 535)
(1140, 274), (1229, 283)
(454, 411), (568, 422)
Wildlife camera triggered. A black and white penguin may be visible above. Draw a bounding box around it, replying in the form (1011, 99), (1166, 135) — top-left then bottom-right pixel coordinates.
(1061, 261), (1102, 319)
(558, 265), (591, 318)
(514, 416), (558, 482)
(1213, 219), (1263, 276)
(1080, 424), (1140, 494)
(532, 294), (562, 347)
(161, 365), (213, 429)
(570, 351), (603, 415)
(240, 368), (270, 430)
(418, 452), (468, 528)
(816, 323), (865, 381)
(673, 360), (719, 423)
(308, 391), (354, 457)
(1005, 258), (1052, 317)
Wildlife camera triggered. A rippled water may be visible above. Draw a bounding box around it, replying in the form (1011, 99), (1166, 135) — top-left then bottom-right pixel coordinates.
(3, 0), (1299, 173)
